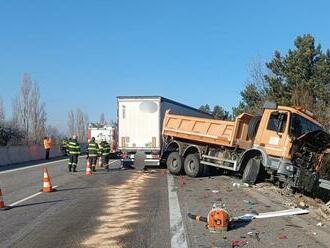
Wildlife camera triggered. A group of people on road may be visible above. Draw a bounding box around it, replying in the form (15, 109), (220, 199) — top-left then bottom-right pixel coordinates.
(87, 137), (111, 172)
(61, 135), (111, 173)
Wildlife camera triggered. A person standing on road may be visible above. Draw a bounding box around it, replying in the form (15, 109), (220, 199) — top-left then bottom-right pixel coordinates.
(61, 137), (68, 156)
(67, 135), (80, 172)
(99, 138), (111, 172)
(87, 137), (99, 172)
(43, 136), (52, 160)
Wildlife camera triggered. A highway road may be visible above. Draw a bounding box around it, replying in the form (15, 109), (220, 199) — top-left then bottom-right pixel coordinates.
(1, 155), (330, 248)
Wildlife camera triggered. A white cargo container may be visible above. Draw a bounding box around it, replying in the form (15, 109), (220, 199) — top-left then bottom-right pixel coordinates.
(88, 124), (118, 154)
(117, 96), (213, 166)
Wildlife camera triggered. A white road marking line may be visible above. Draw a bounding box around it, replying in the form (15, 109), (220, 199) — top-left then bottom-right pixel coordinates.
(9, 185), (59, 207)
(0, 159), (68, 175)
(167, 174), (188, 248)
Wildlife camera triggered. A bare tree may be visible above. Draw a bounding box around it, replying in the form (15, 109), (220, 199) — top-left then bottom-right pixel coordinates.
(99, 112), (106, 125)
(0, 96), (5, 125)
(12, 73), (47, 144)
(67, 108), (89, 142)
(246, 57), (268, 90)
(17, 74), (32, 142)
(29, 82), (47, 143)
(76, 108), (88, 142)
(11, 96), (20, 128)
(67, 110), (75, 138)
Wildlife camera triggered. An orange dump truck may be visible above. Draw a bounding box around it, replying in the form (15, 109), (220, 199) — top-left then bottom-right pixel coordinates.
(162, 102), (330, 193)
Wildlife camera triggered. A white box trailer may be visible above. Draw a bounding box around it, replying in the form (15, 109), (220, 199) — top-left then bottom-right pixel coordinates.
(117, 96), (213, 166)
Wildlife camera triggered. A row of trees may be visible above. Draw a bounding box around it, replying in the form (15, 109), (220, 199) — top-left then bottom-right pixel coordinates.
(200, 34), (330, 130)
(199, 104), (231, 120)
(0, 74), (48, 145)
(234, 34), (330, 128)
(0, 74), (90, 145)
(67, 109), (89, 142)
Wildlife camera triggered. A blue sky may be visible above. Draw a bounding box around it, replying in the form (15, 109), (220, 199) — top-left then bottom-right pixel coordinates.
(1, 0), (330, 130)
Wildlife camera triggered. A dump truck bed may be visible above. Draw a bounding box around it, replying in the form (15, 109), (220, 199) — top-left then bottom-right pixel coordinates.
(162, 111), (254, 149)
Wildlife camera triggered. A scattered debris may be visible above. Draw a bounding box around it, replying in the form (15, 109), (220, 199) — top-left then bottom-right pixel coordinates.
(178, 175), (186, 186)
(277, 234), (288, 240)
(231, 240), (248, 248)
(233, 182), (250, 188)
(298, 201), (309, 209)
(243, 199), (256, 205)
(316, 222), (323, 227)
(285, 224), (303, 228)
(237, 208), (309, 221)
(231, 240), (247, 248)
(315, 204), (330, 221)
(254, 182), (330, 221)
(247, 231), (260, 241)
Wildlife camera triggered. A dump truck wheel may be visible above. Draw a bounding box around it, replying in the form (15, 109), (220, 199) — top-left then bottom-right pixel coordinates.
(184, 153), (203, 177)
(242, 158), (261, 184)
(247, 115), (261, 140)
(167, 152), (183, 175)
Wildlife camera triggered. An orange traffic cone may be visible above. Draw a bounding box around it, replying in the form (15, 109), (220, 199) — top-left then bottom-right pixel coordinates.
(41, 168), (55, 192)
(0, 186), (11, 210)
(86, 159), (92, 176)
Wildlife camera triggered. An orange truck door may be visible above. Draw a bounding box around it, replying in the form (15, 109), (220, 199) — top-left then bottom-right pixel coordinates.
(255, 110), (290, 158)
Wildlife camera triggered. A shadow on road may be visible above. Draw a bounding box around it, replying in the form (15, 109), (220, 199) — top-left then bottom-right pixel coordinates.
(55, 187), (89, 192)
(12, 199), (67, 208)
(229, 219), (252, 230)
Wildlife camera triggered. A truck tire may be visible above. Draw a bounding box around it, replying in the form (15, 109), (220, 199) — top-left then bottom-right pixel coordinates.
(242, 158), (261, 185)
(247, 115), (261, 140)
(167, 152), (183, 175)
(184, 153), (204, 177)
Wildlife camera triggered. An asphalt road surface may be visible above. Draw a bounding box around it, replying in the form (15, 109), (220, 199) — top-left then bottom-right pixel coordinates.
(0, 155), (330, 248)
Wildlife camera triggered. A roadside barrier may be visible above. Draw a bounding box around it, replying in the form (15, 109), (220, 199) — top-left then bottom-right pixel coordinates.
(0, 185), (11, 210)
(86, 160), (92, 176)
(0, 145), (62, 166)
(0, 143), (88, 167)
(41, 168), (55, 193)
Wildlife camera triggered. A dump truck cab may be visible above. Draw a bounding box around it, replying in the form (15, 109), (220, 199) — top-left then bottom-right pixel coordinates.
(245, 103), (330, 192)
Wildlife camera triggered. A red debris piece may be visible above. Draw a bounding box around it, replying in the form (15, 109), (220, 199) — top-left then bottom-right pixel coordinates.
(178, 175), (186, 186)
(231, 240), (248, 247)
(277, 234), (288, 240)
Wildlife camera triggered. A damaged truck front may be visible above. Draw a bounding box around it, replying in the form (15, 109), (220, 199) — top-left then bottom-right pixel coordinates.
(162, 102), (330, 193)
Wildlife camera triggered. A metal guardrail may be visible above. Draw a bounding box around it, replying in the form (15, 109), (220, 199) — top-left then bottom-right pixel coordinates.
(319, 179), (330, 190)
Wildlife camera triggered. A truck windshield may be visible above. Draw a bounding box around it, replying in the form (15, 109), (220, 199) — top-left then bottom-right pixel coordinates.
(290, 113), (323, 138)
